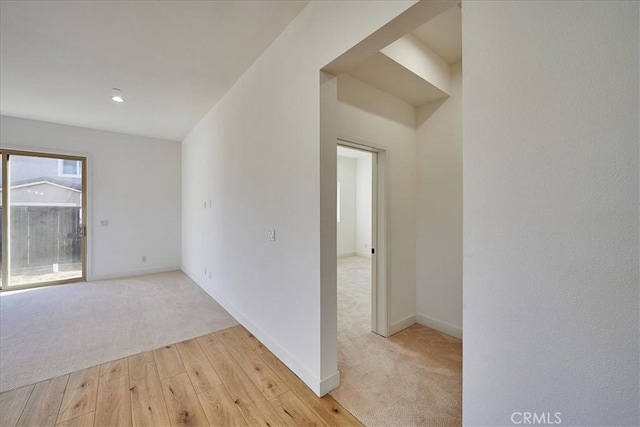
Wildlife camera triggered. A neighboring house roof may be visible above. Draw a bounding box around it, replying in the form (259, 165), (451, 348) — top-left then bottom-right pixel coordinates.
(0, 179), (81, 207)
(9, 177), (82, 191)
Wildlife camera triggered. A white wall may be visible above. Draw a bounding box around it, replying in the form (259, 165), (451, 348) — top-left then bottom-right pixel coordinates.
(355, 154), (372, 257)
(415, 61), (462, 339)
(381, 33), (451, 95)
(181, 0), (417, 395)
(463, 1), (639, 425)
(337, 156), (356, 257)
(336, 74), (418, 334)
(1, 115), (182, 280)
(337, 153), (371, 258)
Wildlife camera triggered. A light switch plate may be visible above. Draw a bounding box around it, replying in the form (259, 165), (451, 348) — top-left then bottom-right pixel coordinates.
(268, 229), (276, 241)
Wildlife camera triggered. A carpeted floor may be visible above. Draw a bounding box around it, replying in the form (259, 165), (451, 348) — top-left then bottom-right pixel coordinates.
(336, 256), (372, 343)
(0, 271), (237, 393)
(332, 256), (463, 426)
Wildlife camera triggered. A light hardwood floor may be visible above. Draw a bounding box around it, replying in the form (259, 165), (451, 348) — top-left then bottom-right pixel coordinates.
(0, 326), (362, 427)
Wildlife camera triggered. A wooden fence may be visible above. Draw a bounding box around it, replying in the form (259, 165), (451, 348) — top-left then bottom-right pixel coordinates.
(0, 206), (81, 269)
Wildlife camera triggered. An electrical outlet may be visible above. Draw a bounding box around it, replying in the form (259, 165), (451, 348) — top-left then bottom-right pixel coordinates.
(268, 229), (276, 242)
(100, 220), (109, 226)
(142, 256), (147, 262)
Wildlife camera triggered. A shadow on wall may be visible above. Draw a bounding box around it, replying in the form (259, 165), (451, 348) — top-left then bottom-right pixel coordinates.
(337, 74), (418, 128)
(337, 74), (450, 129)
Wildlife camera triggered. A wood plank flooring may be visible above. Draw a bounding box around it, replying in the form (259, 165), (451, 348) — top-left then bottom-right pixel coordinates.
(0, 326), (362, 427)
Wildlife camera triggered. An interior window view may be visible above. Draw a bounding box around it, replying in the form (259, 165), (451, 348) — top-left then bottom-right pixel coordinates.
(0, 1), (638, 427)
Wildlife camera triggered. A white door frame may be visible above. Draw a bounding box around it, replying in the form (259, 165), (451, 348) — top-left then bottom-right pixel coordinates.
(337, 138), (389, 337)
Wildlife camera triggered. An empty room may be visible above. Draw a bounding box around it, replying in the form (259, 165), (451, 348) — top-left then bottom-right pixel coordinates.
(1, 1), (638, 427)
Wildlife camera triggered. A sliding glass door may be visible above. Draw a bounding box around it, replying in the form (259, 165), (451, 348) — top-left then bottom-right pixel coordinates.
(0, 150), (86, 289)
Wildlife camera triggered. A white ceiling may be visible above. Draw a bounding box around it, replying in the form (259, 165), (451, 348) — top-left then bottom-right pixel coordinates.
(0, 0), (308, 141)
(411, 6), (462, 64)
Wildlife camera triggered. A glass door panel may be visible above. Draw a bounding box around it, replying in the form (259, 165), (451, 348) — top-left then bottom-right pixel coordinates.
(2, 152), (85, 288)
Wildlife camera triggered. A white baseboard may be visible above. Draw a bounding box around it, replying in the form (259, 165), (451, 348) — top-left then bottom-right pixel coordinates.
(338, 252), (372, 259)
(319, 370), (340, 396)
(337, 252), (357, 258)
(416, 313), (463, 339)
(181, 266), (332, 397)
(389, 313), (416, 336)
(89, 266), (181, 282)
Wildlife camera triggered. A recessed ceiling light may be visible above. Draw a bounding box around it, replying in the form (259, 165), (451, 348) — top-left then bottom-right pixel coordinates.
(111, 88), (125, 103)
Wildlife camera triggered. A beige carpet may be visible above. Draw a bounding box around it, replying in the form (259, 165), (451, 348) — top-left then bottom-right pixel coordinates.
(336, 256), (372, 342)
(332, 256), (462, 426)
(0, 270), (237, 393)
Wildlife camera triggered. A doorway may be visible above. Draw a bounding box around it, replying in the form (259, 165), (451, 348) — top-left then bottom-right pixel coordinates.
(336, 141), (387, 338)
(0, 150), (87, 290)
(319, 0), (463, 420)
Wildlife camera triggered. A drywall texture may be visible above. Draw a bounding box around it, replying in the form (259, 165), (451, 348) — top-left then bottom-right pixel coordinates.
(416, 62), (462, 338)
(337, 156), (357, 257)
(181, 0), (416, 395)
(0, 115), (182, 280)
(336, 74), (418, 333)
(463, 1), (639, 425)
